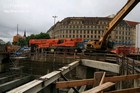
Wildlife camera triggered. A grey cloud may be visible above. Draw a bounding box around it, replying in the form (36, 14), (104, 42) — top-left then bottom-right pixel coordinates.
(0, 0), (139, 42)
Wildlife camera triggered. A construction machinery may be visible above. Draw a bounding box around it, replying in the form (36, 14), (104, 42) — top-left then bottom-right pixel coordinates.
(86, 0), (140, 50)
(29, 38), (85, 52)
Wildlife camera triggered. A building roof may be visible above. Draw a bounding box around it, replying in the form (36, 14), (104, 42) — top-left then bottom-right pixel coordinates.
(47, 17), (140, 32)
(125, 20), (139, 26)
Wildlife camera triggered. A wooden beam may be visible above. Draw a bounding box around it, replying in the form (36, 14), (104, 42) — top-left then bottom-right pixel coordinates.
(105, 87), (140, 93)
(56, 74), (140, 89)
(56, 79), (94, 89)
(99, 72), (106, 93)
(82, 82), (115, 93)
(93, 72), (105, 87)
(104, 74), (140, 82)
(81, 59), (120, 73)
(99, 72), (106, 85)
(61, 74), (79, 93)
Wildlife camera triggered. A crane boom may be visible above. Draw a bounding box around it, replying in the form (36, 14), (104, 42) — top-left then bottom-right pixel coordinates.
(93, 0), (139, 49)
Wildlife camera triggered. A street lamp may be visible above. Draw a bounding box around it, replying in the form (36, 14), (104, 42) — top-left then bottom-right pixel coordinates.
(52, 16), (57, 39)
(52, 16), (57, 25)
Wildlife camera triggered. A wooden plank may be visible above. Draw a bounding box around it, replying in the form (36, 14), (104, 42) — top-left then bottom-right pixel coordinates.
(56, 79), (94, 89)
(94, 72), (103, 87)
(99, 72), (106, 93)
(94, 72), (104, 87)
(99, 72), (106, 85)
(81, 59), (120, 73)
(79, 85), (86, 92)
(105, 87), (140, 93)
(56, 74), (140, 89)
(104, 74), (140, 82)
(82, 82), (115, 93)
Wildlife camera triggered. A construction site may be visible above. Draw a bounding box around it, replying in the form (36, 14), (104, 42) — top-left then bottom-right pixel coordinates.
(0, 0), (140, 93)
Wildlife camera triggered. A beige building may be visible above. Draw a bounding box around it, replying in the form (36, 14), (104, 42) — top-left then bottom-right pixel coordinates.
(47, 17), (139, 46)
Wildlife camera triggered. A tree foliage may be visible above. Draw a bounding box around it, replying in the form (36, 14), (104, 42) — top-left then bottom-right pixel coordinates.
(14, 32), (50, 46)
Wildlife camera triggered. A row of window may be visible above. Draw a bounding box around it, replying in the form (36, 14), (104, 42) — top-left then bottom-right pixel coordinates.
(53, 31), (131, 40)
(69, 20), (109, 25)
(61, 30), (104, 34)
(54, 30), (131, 36)
(62, 25), (106, 29)
(116, 36), (131, 40)
(58, 35), (101, 39)
(59, 25), (131, 31)
(115, 31), (131, 35)
(53, 33), (132, 41)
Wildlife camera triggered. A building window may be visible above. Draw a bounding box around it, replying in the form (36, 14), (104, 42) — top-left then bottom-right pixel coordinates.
(77, 35), (78, 38)
(69, 30), (71, 33)
(98, 31), (100, 34)
(84, 35), (86, 38)
(73, 30), (75, 33)
(84, 30), (86, 34)
(95, 30), (97, 34)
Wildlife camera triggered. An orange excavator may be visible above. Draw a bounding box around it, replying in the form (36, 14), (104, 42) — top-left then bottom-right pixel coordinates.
(86, 0), (139, 50)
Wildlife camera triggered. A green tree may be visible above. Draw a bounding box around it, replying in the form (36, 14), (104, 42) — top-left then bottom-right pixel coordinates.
(17, 38), (27, 47)
(16, 32), (50, 47)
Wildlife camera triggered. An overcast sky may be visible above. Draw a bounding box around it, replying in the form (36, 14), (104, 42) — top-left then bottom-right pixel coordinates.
(0, 0), (139, 42)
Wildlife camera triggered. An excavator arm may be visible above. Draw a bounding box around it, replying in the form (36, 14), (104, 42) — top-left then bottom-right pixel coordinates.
(92, 0), (139, 49)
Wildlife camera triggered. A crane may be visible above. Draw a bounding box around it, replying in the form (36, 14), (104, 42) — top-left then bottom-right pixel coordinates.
(87, 0), (139, 50)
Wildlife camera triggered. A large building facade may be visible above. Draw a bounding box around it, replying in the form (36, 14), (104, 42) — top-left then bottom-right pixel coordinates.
(47, 17), (139, 46)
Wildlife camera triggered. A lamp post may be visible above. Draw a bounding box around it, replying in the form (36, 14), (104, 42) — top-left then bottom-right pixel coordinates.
(52, 16), (57, 25)
(52, 16), (57, 39)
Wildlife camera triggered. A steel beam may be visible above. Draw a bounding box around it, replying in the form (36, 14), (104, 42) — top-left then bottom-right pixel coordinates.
(7, 61), (79, 93)
(81, 59), (120, 73)
(0, 76), (31, 93)
(0, 74), (17, 84)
